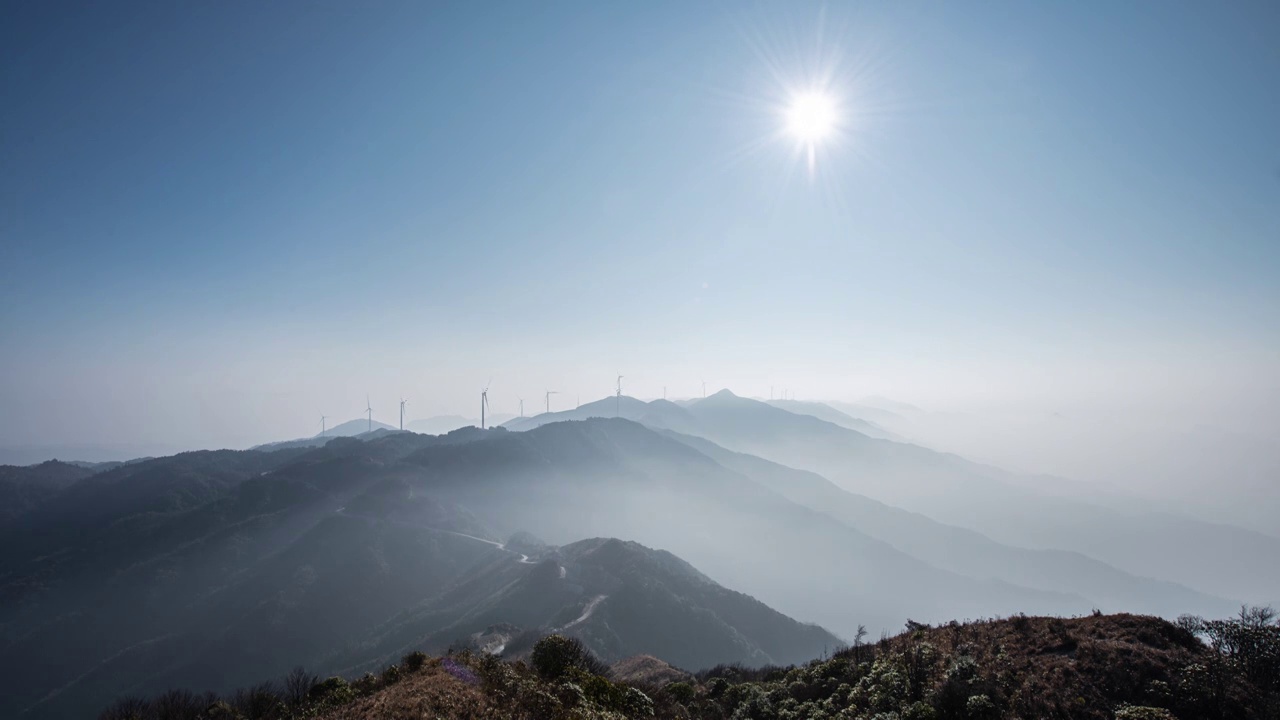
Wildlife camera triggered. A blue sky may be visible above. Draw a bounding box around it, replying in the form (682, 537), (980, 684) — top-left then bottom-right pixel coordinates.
(2, 1), (1278, 451)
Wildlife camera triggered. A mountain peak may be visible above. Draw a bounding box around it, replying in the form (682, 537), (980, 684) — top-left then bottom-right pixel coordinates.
(699, 388), (741, 403)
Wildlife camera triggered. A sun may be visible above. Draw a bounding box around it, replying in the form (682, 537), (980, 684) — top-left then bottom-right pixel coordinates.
(785, 91), (838, 145)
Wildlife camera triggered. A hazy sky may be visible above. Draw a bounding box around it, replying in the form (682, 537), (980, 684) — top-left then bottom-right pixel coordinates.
(2, 1), (1278, 452)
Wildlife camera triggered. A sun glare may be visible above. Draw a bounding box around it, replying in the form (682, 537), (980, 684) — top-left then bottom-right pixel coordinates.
(785, 91), (837, 145)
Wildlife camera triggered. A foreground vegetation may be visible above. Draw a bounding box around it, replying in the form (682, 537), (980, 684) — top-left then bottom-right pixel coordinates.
(101, 609), (1279, 720)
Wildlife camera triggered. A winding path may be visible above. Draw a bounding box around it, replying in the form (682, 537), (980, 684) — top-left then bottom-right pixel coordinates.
(436, 529), (537, 564)
(555, 594), (607, 632)
(334, 507), (535, 563)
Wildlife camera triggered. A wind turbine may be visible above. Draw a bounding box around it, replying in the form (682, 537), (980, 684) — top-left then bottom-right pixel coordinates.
(545, 390), (559, 414)
(517, 396), (524, 418)
(399, 397), (407, 431)
(365, 394), (372, 433)
(320, 414), (327, 437)
(702, 380), (706, 398)
(481, 382), (491, 430)
(616, 374), (623, 417)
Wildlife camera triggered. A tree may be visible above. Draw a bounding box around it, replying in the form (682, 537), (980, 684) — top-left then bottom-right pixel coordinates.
(530, 635), (609, 680)
(282, 666), (317, 709)
(1239, 605), (1277, 629)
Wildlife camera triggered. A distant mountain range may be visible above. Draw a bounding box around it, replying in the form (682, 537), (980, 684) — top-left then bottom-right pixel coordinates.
(0, 443), (178, 466)
(250, 418), (402, 451)
(504, 390), (1277, 606)
(3, 393), (1272, 718)
(323, 417), (399, 437)
(763, 398), (901, 440)
(407, 414), (515, 435)
(0, 425), (847, 718)
(0, 460), (95, 525)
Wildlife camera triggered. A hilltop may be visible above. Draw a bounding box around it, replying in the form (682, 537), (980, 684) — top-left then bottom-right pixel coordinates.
(355, 536), (840, 673)
(102, 610), (1280, 719)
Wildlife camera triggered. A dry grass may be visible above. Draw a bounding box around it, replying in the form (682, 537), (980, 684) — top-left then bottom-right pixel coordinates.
(610, 655), (691, 687)
(878, 614), (1206, 718)
(315, 659), (502, 720)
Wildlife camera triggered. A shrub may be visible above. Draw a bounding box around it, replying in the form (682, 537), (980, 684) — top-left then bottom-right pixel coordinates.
(353, 672), (379, 696)
(530, 634), (608, 680)
(706, 677), (729, 699)
(561, 667), (654, 717)
(619, 685), (656, 717)
(476, 651), (521, 699)
(1114, 705), (1177, 720)
(381, 663), (402, 685)
(308, 676), (355, 707)
(557, 680), (588, 708)
(402, 650), (428, 672)
(204, 701), (239, 719)
(519, 685), (565, 718)
(965, 693), (997, 719)
(903, 700), (938, 720)
(665, 681), (696, 705)
(230, 682), (281, 720)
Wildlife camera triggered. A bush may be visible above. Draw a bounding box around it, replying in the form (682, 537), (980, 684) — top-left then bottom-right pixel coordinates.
(530, 634), (609, 680)
(1115, 705), (1177, 720)
(308, 676), (355, 707)
(965, 693), (997, 719)
(620, 685), (656, 717)
(230, 682), (281, 720)
(204, 701), (239, 719)
(381, 663), (402, 685)
(665, 681), (696, 705)
(706, 677), (729, 699)
(903, 700), (938, 720)
(402, 650), (428, 672)
(353, 672), (379, 696)
(476, 651), (521, 699)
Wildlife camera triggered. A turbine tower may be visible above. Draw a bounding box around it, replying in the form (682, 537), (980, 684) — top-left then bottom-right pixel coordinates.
(616, 374), (623, 417)
(399, 397), (407, 431)
(545, 390), (559, 414)
(320, 414), (327, 437)
(365, 395), (373, 433)
(481, 383), (491, 429)
(517, 396), (524, 418)
(702, 380), (706, 398)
